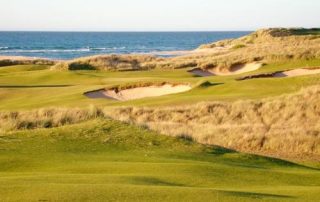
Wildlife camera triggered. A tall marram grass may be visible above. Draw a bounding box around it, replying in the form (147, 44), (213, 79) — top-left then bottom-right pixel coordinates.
(107, 85), (320, 159)
(0, 105), (104, 132)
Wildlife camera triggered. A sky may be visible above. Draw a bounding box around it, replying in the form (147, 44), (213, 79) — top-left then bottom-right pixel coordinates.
(0, 0), (319, 31)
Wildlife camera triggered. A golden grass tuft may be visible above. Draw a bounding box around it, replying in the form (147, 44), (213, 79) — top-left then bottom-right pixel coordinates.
(0, 105), (104, 132)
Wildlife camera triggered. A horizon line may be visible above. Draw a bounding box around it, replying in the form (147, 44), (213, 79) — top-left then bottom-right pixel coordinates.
(0, 27), (313, 32)
(0, 30), (254, 32)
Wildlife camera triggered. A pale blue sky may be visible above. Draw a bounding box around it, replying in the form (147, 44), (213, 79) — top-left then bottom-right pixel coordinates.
(0, 0), (319, 31)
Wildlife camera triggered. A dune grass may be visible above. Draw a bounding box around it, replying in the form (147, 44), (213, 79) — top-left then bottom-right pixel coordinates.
(108, 85), (320, 161)
(50, 29), (320, 73)
(0, 106), (104, 132)
(0, 119), (320, 201)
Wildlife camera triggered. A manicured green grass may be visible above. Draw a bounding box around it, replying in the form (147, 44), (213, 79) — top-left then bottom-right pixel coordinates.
(0, 119), (319, 201)
(1, 59), (320, 110)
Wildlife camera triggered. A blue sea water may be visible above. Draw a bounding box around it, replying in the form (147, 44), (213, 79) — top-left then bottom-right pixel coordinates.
(0, 32), (250, 60)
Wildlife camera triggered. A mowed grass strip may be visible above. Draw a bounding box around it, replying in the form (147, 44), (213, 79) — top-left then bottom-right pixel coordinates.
(0, 119), (320, 201)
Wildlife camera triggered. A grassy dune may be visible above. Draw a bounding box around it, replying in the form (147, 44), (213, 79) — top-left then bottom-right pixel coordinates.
(108, 86), (320, 161)
(1, 119), (320, 201)
(49, 28), (320, 72)
(196, 28), (320, 70)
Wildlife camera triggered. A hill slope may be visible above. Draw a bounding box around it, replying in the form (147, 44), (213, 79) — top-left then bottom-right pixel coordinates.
(1, 119), (319, 201)
(108, 85), (320, 161)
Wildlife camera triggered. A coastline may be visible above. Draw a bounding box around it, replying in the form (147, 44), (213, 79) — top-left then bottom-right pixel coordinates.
(0, 31), (250, 60)
(0, 46), (229, 63)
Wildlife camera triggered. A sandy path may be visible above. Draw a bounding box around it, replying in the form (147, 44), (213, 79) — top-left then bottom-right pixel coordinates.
(85, 84), (191, 101)
(189, 62), (262, 77)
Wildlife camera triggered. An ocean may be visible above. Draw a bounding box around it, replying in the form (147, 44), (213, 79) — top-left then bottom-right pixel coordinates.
(0, 31), (250, 60)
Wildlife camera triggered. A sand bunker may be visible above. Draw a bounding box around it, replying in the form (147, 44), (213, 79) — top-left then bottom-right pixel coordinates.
(238, 67), (320, 81)
(189, 62), (262, 77)
(274, 68), (320, 78)
(85, 84), (191, 101)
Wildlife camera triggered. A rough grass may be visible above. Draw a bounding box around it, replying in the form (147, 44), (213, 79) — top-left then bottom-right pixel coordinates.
(232, 44), (246, 49)
(0, 105), (104, 132)
(52, 54), (160, 71)
(107, 85), (320, 161)
(0, 119), (319, 201)
(0, 58), (55, 67)
(193, 28), (320, 70)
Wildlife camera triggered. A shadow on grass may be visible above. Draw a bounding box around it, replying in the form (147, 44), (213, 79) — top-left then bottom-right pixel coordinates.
(177, 133), (194, 144)
(0, 85), (73, 88)
(127, 176), (186, 187)
(221, 190), (295, 199)
(74, 72), (105, 78)
(197, 81), (224, 88)
(69, 63), (96, 70)
(207, 145), (320, 170)
(242, 153), (320, 170)
(210, 146), (237, 155)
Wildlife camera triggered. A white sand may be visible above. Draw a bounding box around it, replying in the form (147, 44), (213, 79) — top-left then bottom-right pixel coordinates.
(0, 55), (55, 61)
(0, 56), (37, 60)
(189, 62), (262, 77)
(148, 50), (192, 56)
(274, 68), (320, 78)
(193, 47), (230, 54)
(85, 84), (191, 101)
(148, 46), (229, 57)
